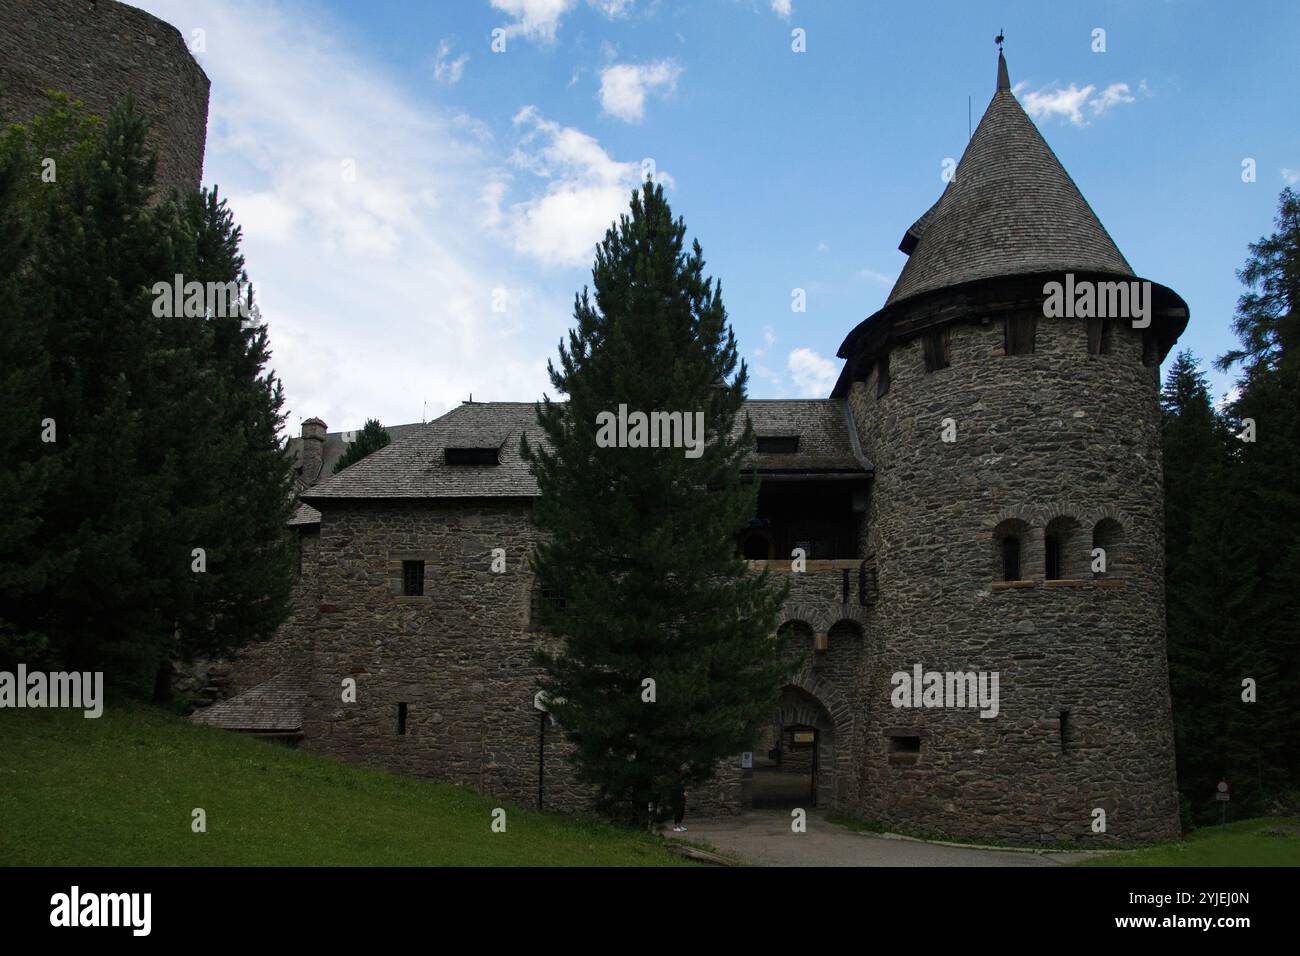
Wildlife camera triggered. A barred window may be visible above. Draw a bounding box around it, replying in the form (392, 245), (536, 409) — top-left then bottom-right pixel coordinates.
(529, 581), (568, 630)
(402, 560), (425, 596)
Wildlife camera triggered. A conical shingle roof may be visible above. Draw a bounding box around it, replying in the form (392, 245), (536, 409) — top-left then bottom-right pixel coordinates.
(886, 50), (1133, 306)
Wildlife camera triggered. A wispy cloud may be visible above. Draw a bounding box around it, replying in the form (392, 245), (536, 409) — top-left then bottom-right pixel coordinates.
(857, 267), (893, 285)
(133, 0), (602, 431)
(771, 0), (793, 19)
(433, 39), (469, 84)
(1014, 80), (1137, 126)
(598, 60), (683, 123)
(1282, 168), (1300, 186)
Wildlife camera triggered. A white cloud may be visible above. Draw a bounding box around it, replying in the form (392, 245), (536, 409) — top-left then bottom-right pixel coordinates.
(1282, 168), (1300, 186)
(491, 106), (655, 266)
(598, 60), (683, 123)
(490, 0), (575, 42)
(490, 0), (632, 43)
(1090, 82), (1135, 116)
(787, 347), (838, 397)
(133, 0), (571, 432)
(771, 0), (793, 19)
(434, 39), (469, 85)
(1014, 80), (1138, 127)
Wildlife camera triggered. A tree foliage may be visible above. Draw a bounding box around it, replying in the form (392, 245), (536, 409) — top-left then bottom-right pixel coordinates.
(1164, 188), (1300, 826)
(333, 419), (391, 473)
(523, 182), (791, 826)
(0, 94), (295, 699)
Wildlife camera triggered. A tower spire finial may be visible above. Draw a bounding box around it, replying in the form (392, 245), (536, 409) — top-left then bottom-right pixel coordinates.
(995, 30), (1010, 91)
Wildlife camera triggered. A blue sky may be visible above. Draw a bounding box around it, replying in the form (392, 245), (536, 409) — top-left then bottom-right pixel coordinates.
(136, 0), (1299, 432)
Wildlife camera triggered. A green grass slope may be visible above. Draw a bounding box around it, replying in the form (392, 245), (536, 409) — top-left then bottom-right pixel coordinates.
(1078, 817), (1300, 867)
(0, 706), (692, 867)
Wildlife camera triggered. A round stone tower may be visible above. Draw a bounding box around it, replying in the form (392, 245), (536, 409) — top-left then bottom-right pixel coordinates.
(0, 0), (209, 197)
(833, 50), (1187, 844)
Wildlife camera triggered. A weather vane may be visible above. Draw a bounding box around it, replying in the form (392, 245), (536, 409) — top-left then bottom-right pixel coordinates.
(995, 30), (1005, 51)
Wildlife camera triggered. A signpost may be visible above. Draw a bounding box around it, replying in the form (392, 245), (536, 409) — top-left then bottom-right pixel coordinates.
(1216, 781), (1230, 826)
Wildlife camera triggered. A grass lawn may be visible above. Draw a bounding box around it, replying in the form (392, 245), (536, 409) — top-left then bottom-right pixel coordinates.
(1077, 817), (1300, 867)
(0, 705), (693, 866)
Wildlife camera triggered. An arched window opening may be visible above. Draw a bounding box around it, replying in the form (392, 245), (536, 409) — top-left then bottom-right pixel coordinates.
(1044, 533), (1063, 580)
(992, 518), (1029, 582)
(1091, 518), (1124, 577)
(1002, 536), (1021, 581)
(1044, 516), (1082, 580)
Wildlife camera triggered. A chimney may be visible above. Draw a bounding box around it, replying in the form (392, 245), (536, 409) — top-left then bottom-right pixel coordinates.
(300, 417), (328, 487)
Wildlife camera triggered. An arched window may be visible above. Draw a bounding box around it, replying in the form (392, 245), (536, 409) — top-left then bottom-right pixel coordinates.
(992, 519), (1029, 581)
(1044, 516), (1082, 580)
(1091, 518), (1124, 577)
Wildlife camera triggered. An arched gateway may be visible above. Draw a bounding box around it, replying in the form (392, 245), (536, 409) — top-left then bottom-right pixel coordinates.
(746, 677), (850, 810)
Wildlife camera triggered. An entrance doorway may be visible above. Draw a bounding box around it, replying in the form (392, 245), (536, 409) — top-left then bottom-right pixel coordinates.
(751, 724), (818, 808)
(749, 686), (835, 810)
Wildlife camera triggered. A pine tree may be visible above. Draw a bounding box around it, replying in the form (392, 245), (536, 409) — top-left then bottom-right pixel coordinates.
(0, 94), (294, 697)
(523, 182), (791, 826)
(1160, 351), (1258, 824)
(333, 419), (392, 473)
(1214, 188), (1300, 808)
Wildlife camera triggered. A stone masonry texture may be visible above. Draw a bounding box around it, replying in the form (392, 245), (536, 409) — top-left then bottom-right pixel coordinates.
(0, 0), (209, 198)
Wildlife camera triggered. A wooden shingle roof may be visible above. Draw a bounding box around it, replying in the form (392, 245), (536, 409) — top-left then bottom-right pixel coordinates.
(299, 399), (868, 504)
(887, 50), (1133, 306)
(190, 670), (305, 733)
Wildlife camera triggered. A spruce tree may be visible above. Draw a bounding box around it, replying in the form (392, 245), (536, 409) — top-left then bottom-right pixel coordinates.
(524, 182), (791, 826)
(1214, 188), (1300, 808)
(334, 419), (392, 473)
(0, 95), (294, 696)
(1160, 351), (1256, 824)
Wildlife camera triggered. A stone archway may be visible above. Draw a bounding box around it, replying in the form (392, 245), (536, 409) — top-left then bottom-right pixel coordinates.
(750, 685), (838, 809)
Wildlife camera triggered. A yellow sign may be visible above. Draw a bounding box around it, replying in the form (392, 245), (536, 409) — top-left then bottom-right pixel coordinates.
(792, 731), (815, 745)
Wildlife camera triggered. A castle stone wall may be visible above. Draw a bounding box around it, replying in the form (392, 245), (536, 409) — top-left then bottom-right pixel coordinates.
(846, 286), (1180, 843)
(0, 0), (209, 197)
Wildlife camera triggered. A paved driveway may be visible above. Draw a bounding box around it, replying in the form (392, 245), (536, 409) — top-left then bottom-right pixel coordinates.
(671, 809), (1096, 867)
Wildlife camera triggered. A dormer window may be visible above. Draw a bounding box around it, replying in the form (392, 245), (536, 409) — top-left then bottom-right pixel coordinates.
(756, 436), (799, 455)
(445, 447), (499, 466)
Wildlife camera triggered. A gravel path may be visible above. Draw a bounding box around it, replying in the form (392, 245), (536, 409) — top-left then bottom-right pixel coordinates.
(669, 809), (1097, 867)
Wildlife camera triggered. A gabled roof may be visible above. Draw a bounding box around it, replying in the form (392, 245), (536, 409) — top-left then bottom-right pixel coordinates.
(190, 670), (305, 733)
(299, 399), (868, 504)
(288, 421), (426, 487)
(886, 50), (1133, 306)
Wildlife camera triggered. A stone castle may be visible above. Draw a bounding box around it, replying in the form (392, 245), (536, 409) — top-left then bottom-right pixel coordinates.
(7, 3), (1188, 844)
(0, 0), (209, 198)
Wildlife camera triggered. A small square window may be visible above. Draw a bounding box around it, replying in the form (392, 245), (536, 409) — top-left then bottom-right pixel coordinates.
(1004, 315), (1037, 355)
(888, 735), (921, 754)
(445, 447), (499, 465)
(402, 560), (425, 596)
(922, 328), (951, 372)
(529, 581), (568, 630)
(1086, 316), (1112, 355)
(756, 436), (799, 454)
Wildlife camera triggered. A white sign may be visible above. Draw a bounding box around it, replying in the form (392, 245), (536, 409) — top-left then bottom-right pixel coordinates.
(741, 751), (753, 769)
